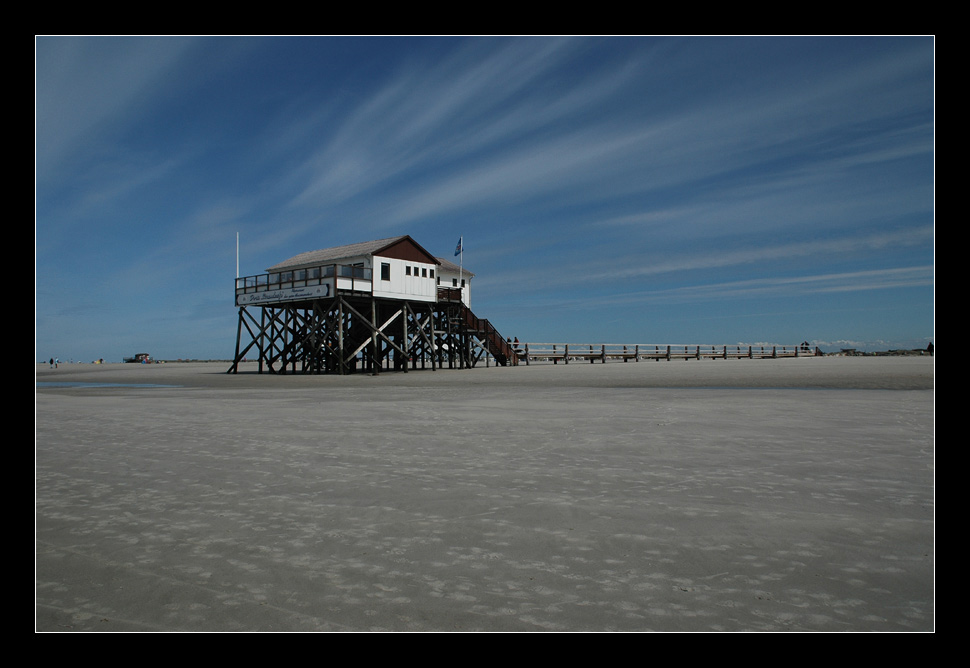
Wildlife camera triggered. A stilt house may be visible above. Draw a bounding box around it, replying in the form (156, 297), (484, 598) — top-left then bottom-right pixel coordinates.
(229, 235), (513, 374)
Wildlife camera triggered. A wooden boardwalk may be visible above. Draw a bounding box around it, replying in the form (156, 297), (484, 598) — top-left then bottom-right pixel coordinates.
(511, 343), (820, 365)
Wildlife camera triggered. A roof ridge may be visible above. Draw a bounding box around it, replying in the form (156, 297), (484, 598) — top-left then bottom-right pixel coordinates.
(266, 235), (424, 272)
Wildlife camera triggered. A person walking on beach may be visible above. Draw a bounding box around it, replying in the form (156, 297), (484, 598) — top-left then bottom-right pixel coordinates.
(49, 357), (54, 369)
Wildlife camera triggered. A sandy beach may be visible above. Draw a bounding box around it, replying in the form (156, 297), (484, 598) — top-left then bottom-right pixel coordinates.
(36, 356), (934, 631)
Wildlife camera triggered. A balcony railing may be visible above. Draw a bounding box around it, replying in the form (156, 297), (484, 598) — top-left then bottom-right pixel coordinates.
(235, 264), (372, 296)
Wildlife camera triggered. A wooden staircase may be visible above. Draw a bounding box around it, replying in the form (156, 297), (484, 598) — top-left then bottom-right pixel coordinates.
(456, 304), (518, 366)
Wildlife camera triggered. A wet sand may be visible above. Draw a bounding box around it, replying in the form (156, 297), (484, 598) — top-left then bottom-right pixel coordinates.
(36, 356), (934, 631)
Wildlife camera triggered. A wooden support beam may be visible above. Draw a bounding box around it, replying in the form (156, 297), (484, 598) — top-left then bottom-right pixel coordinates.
(338, 297), (409, 359)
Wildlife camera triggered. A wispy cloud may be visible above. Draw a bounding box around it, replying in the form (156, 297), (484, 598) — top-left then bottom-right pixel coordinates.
(270, 37), (933, 247)
(489, 226), (933, 293)
(36, 37), (198, 179)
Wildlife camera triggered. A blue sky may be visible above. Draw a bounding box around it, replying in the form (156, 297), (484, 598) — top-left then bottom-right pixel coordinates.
(36, 36), (934, 362)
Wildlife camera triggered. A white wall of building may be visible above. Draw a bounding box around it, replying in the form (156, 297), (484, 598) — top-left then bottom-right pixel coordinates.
(371, 256), (437, 302)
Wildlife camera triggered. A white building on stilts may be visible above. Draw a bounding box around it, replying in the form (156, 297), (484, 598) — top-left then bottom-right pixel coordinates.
(229, 235), (513, 374)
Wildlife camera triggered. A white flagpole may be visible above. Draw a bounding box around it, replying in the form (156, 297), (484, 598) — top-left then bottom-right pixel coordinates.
(236, 232), (239, 279)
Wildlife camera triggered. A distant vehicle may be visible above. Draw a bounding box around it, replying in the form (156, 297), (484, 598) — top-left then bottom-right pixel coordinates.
(123, 353), (152, 363)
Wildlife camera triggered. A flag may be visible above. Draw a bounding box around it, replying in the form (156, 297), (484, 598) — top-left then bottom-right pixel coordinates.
(454, 236), (462, 257)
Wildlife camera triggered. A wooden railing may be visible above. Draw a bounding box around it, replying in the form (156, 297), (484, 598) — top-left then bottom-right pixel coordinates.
(513, 343), (820, 365)
(437, 287), (463, 302)
(460, 306), (517, 365)
(235, 264), (372, 296)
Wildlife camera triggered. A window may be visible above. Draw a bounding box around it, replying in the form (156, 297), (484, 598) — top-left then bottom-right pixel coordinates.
(430, 269), (435, 278)
(421, 268), (427, 278)
(452, 278), (458, 287)
(406, 266), (411, 276)
(340, 264), (366, 278)
(461, 279), (466, 288)
(381, 262), (390, 281)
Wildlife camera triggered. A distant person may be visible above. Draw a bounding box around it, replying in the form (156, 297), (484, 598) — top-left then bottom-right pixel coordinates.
(49, 357), (54, 368)
(54, 357), (59, 369)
